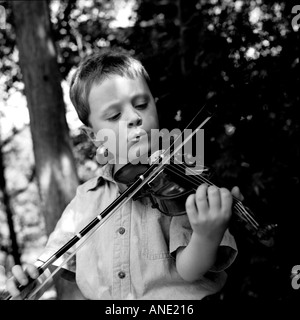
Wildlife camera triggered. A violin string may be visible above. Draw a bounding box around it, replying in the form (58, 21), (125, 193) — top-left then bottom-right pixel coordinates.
(164, 162), (259, 229)
(151, 121), (261, 230)
(167, 164), (259, 229)
(179, 164), (259, 229)
(152, 103), (213, 170)
(150, 103), (259, 226)
(174, 164), (260, 229)
(167, 103), (210, 151)
(173, 164), (259, 227)
(149, 102), (216, 192)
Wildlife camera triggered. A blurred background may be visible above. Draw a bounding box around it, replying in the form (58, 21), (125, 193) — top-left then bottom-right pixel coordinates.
(0, 0), (299, 300)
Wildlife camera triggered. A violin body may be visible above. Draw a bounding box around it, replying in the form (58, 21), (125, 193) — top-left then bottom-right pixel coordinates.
(135, 167), (193, 216)
(114, 157), (201, 216)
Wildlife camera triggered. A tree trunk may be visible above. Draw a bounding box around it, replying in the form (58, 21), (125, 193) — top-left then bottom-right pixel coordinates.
(11, 0), (84, 299)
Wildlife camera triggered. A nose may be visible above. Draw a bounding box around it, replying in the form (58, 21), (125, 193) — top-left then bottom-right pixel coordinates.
(126, 107), (142, 128)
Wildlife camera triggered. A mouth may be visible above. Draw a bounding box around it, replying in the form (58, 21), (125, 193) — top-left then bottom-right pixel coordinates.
(128, 129), (147, 143)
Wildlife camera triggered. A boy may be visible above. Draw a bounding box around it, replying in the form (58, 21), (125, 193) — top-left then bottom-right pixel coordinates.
(6, 49), (240, 300)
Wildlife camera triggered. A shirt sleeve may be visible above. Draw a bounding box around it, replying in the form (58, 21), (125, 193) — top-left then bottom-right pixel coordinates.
(169, 215), (192, 255)
(169, 215), (238, 272)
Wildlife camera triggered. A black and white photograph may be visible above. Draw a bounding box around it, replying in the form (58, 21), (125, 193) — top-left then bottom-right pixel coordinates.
(0, 0), (299, 312)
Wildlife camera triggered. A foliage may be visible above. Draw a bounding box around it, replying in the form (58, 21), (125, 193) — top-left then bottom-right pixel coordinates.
(0, 0), (299, 300)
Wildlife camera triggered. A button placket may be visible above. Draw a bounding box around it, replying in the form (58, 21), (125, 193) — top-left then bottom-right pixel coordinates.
(112, 201), (131, 299)
(112, 202), (122, 298)
(120, 202), (131, 299)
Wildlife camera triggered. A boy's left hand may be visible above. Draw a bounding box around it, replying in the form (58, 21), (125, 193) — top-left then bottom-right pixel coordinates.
(185, 184), (243, 244)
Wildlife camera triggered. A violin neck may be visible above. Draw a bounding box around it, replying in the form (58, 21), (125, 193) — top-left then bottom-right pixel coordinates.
(231, 197), (275, 247)
(232, 197), (259, 229)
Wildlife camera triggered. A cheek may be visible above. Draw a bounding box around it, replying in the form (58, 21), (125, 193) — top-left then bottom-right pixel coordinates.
(143, 109), (159, 130)
(90, 118), (104, 134)
(149, 117), (159, 131)
(91, 122), (120, 144)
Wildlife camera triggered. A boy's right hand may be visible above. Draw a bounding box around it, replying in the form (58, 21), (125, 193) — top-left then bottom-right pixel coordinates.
(6, 264), (40, 300)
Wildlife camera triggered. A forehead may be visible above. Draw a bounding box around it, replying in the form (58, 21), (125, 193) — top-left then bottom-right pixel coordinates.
(88, 75), (151, 111)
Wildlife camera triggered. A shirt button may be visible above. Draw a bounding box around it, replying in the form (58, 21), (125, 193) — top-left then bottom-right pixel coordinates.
(118, 271), (126, 279)
(118, 227), (125, 235)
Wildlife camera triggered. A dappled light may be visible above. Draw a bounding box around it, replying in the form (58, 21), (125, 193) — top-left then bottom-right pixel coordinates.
(0, 0), (299, 302)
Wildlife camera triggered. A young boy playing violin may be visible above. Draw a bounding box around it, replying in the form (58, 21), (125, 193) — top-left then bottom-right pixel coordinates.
(6, 49), (242, 300)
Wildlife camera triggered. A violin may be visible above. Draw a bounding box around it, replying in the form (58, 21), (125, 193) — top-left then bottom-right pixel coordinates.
(1, 104), (277, 300)
(114, 151), (276, 248)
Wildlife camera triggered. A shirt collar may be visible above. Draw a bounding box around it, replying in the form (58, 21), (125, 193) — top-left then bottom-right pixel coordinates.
(87, 163), (115, 191)
(99, 163), (115, 182)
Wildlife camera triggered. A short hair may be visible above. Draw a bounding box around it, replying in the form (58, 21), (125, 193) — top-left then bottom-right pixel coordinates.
(69, 49), (151, 127)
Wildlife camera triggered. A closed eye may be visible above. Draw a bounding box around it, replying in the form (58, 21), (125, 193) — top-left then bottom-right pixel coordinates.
(135, 103), (148, 110)
(107, 113), (121, 121)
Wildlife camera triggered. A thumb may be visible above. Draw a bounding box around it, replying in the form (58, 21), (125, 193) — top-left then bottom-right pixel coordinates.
(231, 186), (244, 201)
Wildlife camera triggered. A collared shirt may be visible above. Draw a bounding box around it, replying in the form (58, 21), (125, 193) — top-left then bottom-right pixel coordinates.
(38, 164), (237, 300)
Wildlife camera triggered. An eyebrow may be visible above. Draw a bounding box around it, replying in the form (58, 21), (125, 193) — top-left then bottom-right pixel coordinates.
(101, 102), (121, 117)
(132, 93), (150, 103)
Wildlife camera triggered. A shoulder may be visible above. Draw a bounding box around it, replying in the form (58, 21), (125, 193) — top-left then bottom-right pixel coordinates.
(76, 164), (114, 195)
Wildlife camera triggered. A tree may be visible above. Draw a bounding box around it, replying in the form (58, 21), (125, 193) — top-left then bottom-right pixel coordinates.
(11, 0), (83, 299)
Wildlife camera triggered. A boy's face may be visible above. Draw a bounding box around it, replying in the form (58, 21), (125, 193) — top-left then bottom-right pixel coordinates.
(88, 75), (159, 164)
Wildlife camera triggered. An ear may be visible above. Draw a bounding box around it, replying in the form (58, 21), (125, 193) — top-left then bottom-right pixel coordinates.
(80, 125), (96, 141)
